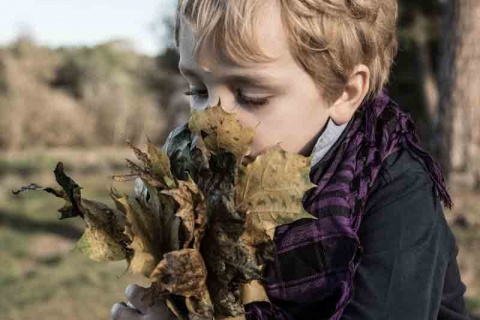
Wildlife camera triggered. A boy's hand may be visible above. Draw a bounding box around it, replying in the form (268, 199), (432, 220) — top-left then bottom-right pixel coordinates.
(111, 284), (177, 320)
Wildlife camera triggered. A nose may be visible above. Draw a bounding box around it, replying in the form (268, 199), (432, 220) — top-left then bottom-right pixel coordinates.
(207, 93), (221, 108)
(207, 87), (237, 113)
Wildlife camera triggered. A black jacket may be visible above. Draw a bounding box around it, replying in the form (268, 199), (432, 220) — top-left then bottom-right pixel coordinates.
(338, 147), (470, 319)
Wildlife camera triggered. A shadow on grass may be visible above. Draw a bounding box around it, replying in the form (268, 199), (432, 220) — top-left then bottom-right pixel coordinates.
(0, 209), (82, 240)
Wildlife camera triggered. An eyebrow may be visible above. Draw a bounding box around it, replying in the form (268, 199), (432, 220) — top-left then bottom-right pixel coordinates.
(179, 65), (281, 90)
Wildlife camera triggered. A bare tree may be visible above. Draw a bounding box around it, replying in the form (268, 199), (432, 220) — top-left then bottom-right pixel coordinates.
(437, 0), (480, 189)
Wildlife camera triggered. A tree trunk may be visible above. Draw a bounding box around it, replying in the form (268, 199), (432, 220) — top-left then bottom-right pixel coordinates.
(437, 0), (480, 189)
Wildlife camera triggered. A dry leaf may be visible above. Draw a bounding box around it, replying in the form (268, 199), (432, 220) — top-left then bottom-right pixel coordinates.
(115, 139), (176, 189)
(110, 190), (157, 277)
(76, 227), (126, 261)
(162, 177), (208, 249)
(200, 187), (262, 318)
(236, 145), (317, 239)
(188, 104), (255, 160)
(150, 248), (213, 318)
(150, 249), (208, 298)
(12, 162), (131, 261)
(146, 137), (177, 189)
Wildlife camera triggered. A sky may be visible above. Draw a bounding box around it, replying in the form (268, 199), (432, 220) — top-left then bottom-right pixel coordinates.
(0, 0), (177, 56)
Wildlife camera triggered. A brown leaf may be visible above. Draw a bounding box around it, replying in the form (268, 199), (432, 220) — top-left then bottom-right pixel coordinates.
(150, 249), (213, 318)
(150, 249), (207, 297)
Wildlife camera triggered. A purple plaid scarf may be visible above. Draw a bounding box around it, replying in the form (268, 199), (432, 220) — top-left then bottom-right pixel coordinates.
(245, 89), (453, 319)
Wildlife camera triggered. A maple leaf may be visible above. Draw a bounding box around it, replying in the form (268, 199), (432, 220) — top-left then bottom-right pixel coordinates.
(149, 248), (214, 318)
(236, 144), (317, 239)
(188, 103), (255, 161)
(150, 248), (211, 302)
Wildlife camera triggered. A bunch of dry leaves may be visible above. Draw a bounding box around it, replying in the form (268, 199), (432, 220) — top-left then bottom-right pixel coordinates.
(13, 102), (317, 320)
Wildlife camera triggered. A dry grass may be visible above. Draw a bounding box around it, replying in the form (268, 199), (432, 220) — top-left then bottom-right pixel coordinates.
(0, 40), (169, 151)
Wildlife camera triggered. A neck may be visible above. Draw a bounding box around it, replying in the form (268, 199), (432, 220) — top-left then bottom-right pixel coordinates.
(298, 121), (329, 157)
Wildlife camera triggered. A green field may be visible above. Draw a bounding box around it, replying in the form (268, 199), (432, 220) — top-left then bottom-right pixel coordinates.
(0, 148), (479, 319)
(0, 149), (149, 320)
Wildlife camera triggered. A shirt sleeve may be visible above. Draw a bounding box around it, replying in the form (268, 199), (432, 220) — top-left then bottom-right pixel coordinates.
(340, 149), (469, 320)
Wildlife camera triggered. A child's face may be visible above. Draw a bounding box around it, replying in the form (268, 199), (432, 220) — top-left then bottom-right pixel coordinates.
(178, 1), (333, 162)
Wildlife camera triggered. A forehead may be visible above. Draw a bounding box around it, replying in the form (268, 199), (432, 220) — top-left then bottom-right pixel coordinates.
(178, 0), (289, 73)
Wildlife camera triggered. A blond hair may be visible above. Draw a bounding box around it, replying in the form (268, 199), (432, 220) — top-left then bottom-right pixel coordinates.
(174, 0), (398, 104)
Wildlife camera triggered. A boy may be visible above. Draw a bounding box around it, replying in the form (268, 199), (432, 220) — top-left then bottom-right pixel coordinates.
(111, 0), (469, 319)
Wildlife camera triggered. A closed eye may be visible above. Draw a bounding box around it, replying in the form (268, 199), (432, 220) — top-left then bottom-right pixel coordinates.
(184, 89), (270, 108)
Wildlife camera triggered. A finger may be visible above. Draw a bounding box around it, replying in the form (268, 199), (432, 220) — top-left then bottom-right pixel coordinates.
(125, 284), (150, 312)
(126, 301), (137, 309)
(111, 302), (142, 320)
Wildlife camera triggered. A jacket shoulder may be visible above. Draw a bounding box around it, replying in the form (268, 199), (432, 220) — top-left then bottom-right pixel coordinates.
(361, 146), (457, 257)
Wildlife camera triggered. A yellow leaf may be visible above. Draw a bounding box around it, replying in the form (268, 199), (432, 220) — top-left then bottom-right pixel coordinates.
(80, 198), (128, 237)
(188, 104), (255, 160)
(110, 190), (158, 277)
(72, 198), (131, 261)
(75, 227), (126, 261)
(146, 137), (177, 188)
(128, 233), (157, 278)
(236, 145), (317, 239)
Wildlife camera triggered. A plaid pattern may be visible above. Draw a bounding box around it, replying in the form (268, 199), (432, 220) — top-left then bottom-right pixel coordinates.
(245, 89), (452, 319)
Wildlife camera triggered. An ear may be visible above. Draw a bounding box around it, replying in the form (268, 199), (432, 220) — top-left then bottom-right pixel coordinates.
(329, 64), (370, 125)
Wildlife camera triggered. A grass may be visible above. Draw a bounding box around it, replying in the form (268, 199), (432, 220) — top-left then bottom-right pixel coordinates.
(0, 149), (148, 320)
(0, 147), (133, 176)
(448, 186), (480, 315)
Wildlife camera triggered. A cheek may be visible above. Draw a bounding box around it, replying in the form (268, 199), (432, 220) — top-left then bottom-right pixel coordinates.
(252, 98), (329, 154)
(231, 109), (272, 155)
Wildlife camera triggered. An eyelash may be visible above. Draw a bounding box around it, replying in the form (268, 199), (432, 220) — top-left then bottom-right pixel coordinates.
(184, 89), (270, 107)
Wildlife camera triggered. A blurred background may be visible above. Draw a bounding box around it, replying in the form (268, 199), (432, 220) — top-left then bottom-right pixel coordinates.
(0, 0), (479, 319)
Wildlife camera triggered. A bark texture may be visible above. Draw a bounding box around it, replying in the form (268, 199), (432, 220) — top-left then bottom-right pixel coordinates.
(437, 0), (480, 188)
